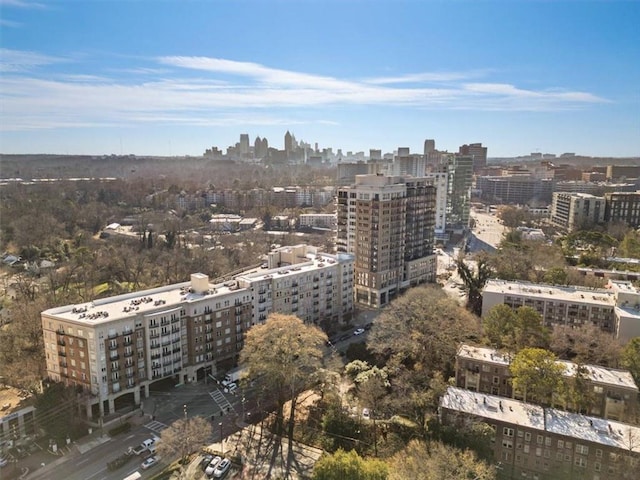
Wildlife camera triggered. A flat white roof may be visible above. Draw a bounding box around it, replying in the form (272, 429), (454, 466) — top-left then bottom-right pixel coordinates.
(441, 387), (640, 452)
(483, 280), (617, 307)
(42, 277), (243, 326)
(458, 344), (637, 391)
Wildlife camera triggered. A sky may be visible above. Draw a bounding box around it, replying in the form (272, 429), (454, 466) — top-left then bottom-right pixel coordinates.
(1, 0), (639, 158)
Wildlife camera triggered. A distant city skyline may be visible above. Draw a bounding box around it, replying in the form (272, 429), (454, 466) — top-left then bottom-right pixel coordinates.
(1, 1), (638, 158)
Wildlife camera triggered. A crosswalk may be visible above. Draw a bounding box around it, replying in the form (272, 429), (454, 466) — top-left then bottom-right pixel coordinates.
(209, 388), (234, 414)
(144, 420), (168, 434)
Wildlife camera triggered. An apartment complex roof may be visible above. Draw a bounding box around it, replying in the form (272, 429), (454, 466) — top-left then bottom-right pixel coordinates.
(441, 387), (640, 452)
(483, 279), (617, 307)
(457, 344), (638, 391)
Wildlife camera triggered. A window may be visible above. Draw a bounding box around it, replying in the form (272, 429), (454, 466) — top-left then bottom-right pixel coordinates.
(525, 432), (531, 442)
(575, 457), (587, 468)
(558, 440), (564, 449)
(504, 427), (515, 437)
(524, 445), (530, 454)
(545, 437), (551, 447)
(594, 462), (601, 472)
(576, 444), (589, 455)
(595, 449), (602, 458)
(503, 439), (513, 449)
(537, 435), (543, 445)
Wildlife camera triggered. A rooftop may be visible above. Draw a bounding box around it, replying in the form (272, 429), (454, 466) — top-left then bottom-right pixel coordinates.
(0, 385), (34, 418)
(483, 279), (617, 307)
(441, 387), (640, 452)
(458, 344), (638, 391)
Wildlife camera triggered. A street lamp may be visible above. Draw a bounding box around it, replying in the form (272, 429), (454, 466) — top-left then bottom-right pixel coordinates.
(219, 422), (224, 456)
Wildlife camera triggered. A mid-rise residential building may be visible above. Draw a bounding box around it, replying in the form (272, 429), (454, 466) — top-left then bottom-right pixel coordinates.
(481, 279), (640, 341)
(424, 172), (448, 240)
(336, 174), (436, 308)
(456, 344), (638, 422)
(298, 213), (337, 230)
(550, 192), (606, 231)
(440, 386), (640, 480)
(41, 245), (353, 419)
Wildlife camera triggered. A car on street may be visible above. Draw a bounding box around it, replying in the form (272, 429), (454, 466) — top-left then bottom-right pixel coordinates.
(141, 456), (157, 470)
(225, 382), (238, 393)
(205, 456), (222, 476)
(213, 458), (232, 478)
(362, 408), (370, 420)
(0, 456), (8, 468)
(353, 328), (365, 336)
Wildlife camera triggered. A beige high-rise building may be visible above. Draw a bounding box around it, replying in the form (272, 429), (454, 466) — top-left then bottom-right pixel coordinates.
(336, 174), (437, 308)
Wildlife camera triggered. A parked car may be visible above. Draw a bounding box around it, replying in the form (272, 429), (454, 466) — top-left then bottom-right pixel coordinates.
(213, 458), (232, 478)
(0, 456), (8, 468)
(200, 453), (214, 471)
(362, 408), (371, 420)
(226, 382), (238, 393)
(141, 456), (157, 470)
(205, 456), (222, 476)
(353, 328), (365, 336)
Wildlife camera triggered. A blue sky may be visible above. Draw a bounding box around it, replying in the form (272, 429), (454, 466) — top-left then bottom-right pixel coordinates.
(1, 0), (639, 158)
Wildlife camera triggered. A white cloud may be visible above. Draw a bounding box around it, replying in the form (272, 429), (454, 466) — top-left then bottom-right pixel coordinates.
(0, 18), (22, 27)
(0, 0), (46, 8)
(365, 71), (482, 85)
(0, 53), (609, 131)
(0, 48), (65, 72)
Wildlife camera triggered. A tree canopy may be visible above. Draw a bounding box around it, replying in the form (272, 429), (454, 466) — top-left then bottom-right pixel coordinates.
(155, 416), (212, 464)
(510, 348), (566, 404)
(312, 449), (388, 480)
(387, 440), (496, 480)
(483, 305), (550, 352)
(368, 285), (481, 380)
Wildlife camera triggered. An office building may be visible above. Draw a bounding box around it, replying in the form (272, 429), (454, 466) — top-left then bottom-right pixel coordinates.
(550, 193), (606, 231)
(481, 279), (640, 341)
(41, 245), (353, 419)
(446, 154), (474, 231)
(459, 143), (488, 173)
(476, 176), (554, 206)
(456, 344), (638, 422)
(336, 174), (437, 308)
(440, 386), (640, 480)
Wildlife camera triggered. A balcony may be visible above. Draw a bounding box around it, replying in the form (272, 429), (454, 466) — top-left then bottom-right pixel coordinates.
(124, 350), (134, 358)
(123, 339), (132, 346)
(172, 337), (180, 344)
(172, 347), (181, 354)
(57, 339), (66, 346)
(171, 316), (180, 324)
(59, 361), (67, 368)
(126, 371), (135, 379)
(108, 332), (118, 339)
(109, 343), (119, 351)
(58, 351), (67, 357)
(172, 327), (180, 334)
(150, 332), (160, 339)
(110, 354), (120, 361)
(56, 328), (65, 335)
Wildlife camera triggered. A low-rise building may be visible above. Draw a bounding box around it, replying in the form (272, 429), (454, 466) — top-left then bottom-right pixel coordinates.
(456, 344), (638, 422)
(481, 279), (640, 341)
(0, 386), (36, 448)
(440, 386), (640, 480)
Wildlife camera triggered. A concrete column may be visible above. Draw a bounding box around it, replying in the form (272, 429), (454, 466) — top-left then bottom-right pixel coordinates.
(143, 383), (149, 398)
(86, 402), (93, 420)
(134, 387), (141, 406)
(108, 398), (115, 415)
(99, 398), (105, 417)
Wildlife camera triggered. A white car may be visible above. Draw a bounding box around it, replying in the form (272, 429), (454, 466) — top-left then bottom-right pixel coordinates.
(213, 458), (232, 478)
(362, 408), (371, 420)
(141, 456), (157, 470)
(353, 328), (365, 336)
(0, 456), (8, 468)
(226, 382), (238, 393)
(205, 456), (222, 476)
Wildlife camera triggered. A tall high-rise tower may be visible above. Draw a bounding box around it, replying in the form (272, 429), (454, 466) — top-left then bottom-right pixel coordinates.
(284, 130), (293, 153)
(446, 154), (474, 230)
(337, 174), (436, 308)
(459, 143), (487, 173)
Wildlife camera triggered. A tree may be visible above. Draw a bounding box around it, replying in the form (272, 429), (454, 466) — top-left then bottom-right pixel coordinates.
(618, 230), (640, 259)
(456, 257), (493, 316)
(240, 313), (327, 475)
(155, 416), (212, 467)
(621, 337), (640, 387)
(34, 382), (84, 444)
(368, 285), (481, 380)
(550, 324), (622, 367)
(312, 449), (388, 480)
(510, 348), (566, 404)
(387, 440), (496, 480)
(482, 305), (550, 352)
